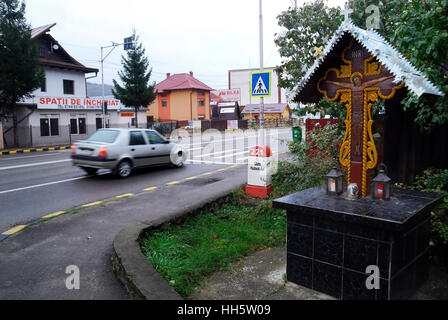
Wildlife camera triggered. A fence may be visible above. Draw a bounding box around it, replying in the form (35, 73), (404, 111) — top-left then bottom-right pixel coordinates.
(2, 123), (130, 148)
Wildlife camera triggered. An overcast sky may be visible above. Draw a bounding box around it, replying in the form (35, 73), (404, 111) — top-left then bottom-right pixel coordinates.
(25, 0), (346, 90)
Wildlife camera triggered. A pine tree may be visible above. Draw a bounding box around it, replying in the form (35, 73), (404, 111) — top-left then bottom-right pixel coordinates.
(112, 33), (156, 128)
(0, 0), (44, 146)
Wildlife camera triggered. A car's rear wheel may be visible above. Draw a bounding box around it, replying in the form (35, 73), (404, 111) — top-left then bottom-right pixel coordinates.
(81, 167), (98, 175)
(171, 150), (184, 168)
(115, 160), (132, 178)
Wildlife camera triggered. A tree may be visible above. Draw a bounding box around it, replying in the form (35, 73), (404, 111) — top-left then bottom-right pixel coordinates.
(275, 0), (448, 132)
(0, 0), (44, 146)
(112, 33), (156, 128)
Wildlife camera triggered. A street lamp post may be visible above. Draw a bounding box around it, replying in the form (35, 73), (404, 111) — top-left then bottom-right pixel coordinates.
(259, 0), (265, 145)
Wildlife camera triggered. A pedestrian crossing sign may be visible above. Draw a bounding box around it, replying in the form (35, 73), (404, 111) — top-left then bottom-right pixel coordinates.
(251, 71), (271, 97)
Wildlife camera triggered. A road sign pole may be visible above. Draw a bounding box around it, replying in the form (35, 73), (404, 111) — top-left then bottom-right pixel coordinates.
(259, 0), (265, 145)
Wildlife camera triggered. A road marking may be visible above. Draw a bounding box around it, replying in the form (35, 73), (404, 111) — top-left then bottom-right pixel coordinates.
(217, 168), (227, 172)
(185, 160), (239, 165)
(202, 172), (213, 176)
(2, 225), (27, 235)
(185, 176), (197, 180)
(82, 201), (103, 208)
(42, 211), (65, 219)
(0, 176), (86, 195)
(144, 187), (158, 192)
(116, 193), (133, 199)
(0, 159), (71, 171)
(166, 181), (180, 185)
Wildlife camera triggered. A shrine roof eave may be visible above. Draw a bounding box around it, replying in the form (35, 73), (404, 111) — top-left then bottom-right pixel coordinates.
(291, 20), (445, 103)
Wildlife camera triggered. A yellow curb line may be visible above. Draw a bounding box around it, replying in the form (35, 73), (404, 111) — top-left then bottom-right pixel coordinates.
(144, 187), (158, 192)
(82, 201), (103, 208)
(9, 151), (17, 154)
(36, 148), (43, 152)
(23, 149), (31, 153)
(116, 193), (134, 199)
(48, 147), (55, 151)
(202, 172), (213, 176)
(42, 211), (66, 219)
(185, 176), (197, 180)
(2, 225), (27, 236)
(166, 181), (180, 185)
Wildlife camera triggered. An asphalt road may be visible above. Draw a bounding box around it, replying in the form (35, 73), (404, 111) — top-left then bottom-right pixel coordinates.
(0, 128), (292, 232)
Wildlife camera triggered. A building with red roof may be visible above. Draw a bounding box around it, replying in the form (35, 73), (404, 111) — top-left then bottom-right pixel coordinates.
(147, 72), (214, 122)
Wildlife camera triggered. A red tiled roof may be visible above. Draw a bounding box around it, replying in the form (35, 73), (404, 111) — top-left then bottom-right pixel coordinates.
(155, 73), (213, 93)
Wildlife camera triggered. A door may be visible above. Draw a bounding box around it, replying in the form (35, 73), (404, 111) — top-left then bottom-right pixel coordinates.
(128, 131), (151, 167)
(145, 131), (171, 164)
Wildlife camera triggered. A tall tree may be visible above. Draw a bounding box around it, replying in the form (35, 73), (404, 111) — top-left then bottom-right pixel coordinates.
(0, 0), (44, 146)
(112, 33), (156, 128)
(274, 0), (448, 132)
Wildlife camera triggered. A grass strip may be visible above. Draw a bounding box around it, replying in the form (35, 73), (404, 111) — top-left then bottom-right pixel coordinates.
(140, 194), (286, 298)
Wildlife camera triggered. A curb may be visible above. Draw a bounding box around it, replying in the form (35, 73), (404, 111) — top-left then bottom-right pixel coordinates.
(111, 186), (239, 300)
(0, 145), (70, 156)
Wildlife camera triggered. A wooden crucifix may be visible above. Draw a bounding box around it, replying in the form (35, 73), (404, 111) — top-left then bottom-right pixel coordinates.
(318, 41), (404, 197)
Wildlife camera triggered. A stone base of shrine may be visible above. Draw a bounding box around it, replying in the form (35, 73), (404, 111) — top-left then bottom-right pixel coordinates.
(273, 186), (443, 300)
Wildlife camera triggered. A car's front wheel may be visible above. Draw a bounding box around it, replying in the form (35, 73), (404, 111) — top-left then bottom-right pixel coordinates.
(114, 160), (132, 178)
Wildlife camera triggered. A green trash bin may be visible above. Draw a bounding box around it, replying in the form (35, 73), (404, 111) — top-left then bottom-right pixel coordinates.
(292, 126), (302, 143)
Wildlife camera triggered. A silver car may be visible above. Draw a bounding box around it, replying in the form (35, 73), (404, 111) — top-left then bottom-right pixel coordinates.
(71, 128), (186, 178)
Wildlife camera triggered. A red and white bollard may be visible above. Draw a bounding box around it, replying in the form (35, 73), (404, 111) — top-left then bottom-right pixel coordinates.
(245, 146), (273, 198)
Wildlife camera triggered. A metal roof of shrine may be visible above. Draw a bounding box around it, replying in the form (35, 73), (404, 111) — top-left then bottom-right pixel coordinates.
(290, 20), (444, 103)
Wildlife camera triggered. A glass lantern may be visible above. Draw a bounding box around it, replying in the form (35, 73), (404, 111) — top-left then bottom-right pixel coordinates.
(326, 167), (343, 195)
(371, 169), (391, 200)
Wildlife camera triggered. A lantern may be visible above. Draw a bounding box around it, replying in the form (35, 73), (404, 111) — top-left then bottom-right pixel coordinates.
(371, 169), (391, 200)
(326, 167), (343, 195)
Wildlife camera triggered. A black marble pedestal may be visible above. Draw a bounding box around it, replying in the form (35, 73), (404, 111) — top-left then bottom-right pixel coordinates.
(273, 186), (443, 300)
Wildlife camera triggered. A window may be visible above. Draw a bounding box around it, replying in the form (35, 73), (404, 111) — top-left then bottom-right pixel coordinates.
(96, 118), (103, 130)
(63, 80), (74, 95)
(129, 131), (146, 145)
(198, 98), (204, 106)
(162, 100), (167, 107)
(39, 46), (46, 57)
(41, 78), (46, 92)
(40, 118), (59, 136)
(70, 117), (86, 134)
(87, 130), (119, 143)
(70, 119), (78, 134)
(161, 93), (168, 97)
(198, 91), (204, 96)
(145, 131), (166, 144)
(78, 118), (86, 134)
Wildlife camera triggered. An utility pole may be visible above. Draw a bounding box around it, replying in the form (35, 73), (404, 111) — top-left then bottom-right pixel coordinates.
(259, 0), (265, 145)
(100, 42), (121, 129)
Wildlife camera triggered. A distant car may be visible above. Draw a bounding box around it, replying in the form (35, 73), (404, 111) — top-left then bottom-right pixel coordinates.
(184, 125), (194, 131)
(71, 128), (186, 178)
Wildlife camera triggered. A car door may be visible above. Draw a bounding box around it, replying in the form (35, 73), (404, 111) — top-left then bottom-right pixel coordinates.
(128, 131), (151, 167)
(145, 131), (171, 165)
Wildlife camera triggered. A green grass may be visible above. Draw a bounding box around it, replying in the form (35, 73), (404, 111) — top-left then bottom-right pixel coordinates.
(140, 198), (286, 298)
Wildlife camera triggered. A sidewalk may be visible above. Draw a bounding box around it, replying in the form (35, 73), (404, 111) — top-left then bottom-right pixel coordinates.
(0, 145), (69, 155)
(0, 165), (247, 299)
(189, 246), (448, 300)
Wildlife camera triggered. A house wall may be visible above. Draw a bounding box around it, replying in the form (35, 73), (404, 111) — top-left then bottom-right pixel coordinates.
(147, 90), (211, 122)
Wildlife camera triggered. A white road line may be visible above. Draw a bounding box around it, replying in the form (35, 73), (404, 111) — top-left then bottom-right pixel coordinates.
(0, 159), (71, 171)
(185, 160), (242, 165)
(0, 176), (86, 195)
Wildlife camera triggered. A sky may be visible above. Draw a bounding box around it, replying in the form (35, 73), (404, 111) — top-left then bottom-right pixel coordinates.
(24, 0), (347, 90)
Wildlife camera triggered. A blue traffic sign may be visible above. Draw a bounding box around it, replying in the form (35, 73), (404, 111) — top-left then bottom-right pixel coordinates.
(251, 71), (271, 97)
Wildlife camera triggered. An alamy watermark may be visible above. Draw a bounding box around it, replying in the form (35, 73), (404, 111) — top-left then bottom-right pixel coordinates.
(65, 265), (80, 290)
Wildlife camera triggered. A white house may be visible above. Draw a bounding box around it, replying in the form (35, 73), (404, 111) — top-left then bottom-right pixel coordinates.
(228, 67), (287, 107)
(2, 23), (146, 148)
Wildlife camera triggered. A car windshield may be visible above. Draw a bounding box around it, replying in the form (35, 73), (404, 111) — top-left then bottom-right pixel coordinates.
(86, 130), (120, 143)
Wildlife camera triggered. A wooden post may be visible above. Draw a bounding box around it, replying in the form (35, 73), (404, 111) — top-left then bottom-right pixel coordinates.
(0, 122), (4, 150)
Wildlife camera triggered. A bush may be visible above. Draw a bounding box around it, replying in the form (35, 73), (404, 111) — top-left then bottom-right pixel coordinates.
(272, 123), (343, 197)
(408, 168), (448, 268)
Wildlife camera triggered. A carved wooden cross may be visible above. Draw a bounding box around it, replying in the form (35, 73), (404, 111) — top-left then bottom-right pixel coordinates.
(318, 41), (404, 197)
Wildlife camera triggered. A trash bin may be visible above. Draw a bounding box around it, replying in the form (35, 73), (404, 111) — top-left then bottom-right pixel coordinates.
(292, 126), (302, 143)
